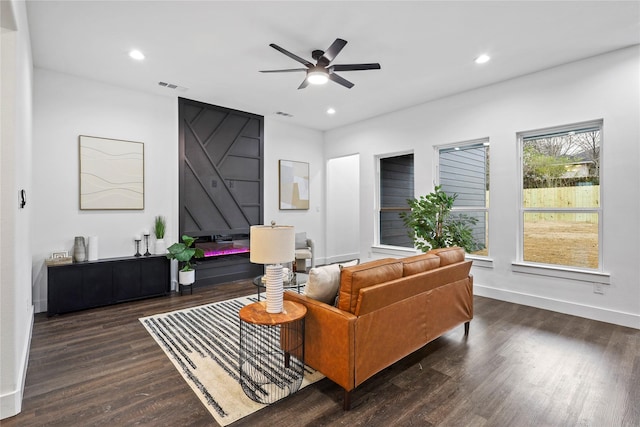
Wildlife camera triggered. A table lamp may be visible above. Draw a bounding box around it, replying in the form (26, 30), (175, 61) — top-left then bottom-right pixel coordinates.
(250, 222), (295, 313)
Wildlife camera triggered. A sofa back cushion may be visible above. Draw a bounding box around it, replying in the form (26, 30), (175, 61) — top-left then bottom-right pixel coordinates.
(402, 253), (440, 276)
(337, 258), (403, 314)
(428, 246), (465, 266)
(355, 260), (473, 316)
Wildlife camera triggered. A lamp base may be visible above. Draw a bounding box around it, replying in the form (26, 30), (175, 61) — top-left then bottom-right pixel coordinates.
(264, 264), (284, 313)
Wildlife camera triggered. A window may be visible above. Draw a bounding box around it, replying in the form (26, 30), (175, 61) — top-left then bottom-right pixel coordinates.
(378, 153), (414, 248)
(518, 121), (602, 270)
(437, 140), (490, 256)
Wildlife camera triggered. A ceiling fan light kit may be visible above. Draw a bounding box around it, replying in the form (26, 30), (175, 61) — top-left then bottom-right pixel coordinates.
(307, 67), (329, 85)
(260, 38), (381, 89)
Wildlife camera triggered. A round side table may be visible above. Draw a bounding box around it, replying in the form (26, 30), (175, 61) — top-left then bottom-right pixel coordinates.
(239, 300), (307, 404)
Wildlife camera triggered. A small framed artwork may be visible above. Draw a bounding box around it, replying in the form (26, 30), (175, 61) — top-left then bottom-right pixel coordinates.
(51, 251), (69, 258)
(279, 160), (309, 210)
(79, 135), (144, 210)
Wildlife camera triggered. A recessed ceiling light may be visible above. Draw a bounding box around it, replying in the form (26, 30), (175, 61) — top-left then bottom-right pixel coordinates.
(474, 54), (490, 64)
(129, 49), (145, 61)
(327, 108), (336, 115)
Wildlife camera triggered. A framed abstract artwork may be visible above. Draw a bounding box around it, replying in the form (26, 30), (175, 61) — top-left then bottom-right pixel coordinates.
(279, 160), (309, 210)
(79, 135), (144, 210)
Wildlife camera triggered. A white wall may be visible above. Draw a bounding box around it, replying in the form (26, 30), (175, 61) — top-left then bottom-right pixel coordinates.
(324, 46), (640, 329)
(0, 0), (34, 418)
(31, 69), (179, 312)
(264, 118), (325, 266)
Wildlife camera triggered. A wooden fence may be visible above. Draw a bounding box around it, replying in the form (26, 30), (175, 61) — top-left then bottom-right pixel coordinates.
(522, 185), (599, 223)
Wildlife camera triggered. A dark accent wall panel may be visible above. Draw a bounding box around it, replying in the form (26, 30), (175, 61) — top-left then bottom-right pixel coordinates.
(178, 98), (264, 237)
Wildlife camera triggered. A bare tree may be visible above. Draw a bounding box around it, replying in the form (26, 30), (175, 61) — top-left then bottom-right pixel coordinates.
(523, 129), (600, 188)
(573, 130), (600, 178)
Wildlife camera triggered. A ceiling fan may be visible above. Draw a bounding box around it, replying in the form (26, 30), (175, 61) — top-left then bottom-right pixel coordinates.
(260, 38), (381, 89)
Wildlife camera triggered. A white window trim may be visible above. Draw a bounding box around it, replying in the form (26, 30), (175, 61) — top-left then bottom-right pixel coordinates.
(466, 255), (494, 269)
(512, 262), (610, 285)
(515, 119), (605, 277)
(371, 244), (421, 257)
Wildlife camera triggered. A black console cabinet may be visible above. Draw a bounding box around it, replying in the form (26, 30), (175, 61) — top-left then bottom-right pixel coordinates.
(47, 255), (170, 316)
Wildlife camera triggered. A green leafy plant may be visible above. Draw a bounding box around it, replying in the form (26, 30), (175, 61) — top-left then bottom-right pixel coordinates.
(154, 215), (166, 239)
(400, 186), (478, 253)
(166, 235), (204, 271)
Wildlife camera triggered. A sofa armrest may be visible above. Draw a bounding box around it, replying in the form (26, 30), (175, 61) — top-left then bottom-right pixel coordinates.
(284, 291), (357, 391)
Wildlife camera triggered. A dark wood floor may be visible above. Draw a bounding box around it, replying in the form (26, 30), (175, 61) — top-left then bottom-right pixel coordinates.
(4, 279), (640, 426)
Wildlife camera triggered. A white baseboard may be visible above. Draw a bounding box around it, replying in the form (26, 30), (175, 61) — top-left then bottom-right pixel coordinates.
(474, 284), (640, 330)
(0, 305), (33, 420)
(34, 297), (46, 314)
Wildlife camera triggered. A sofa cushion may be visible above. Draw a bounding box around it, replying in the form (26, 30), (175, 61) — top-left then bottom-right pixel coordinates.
(304, 264), (341, 304)
(304, 259), (360, 305)
(337, 258), (403, 314)
(402, 253), (440, 276)
(429, 246), (465, 266)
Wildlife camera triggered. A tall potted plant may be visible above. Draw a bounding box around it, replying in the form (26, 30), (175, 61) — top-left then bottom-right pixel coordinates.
(400, 185), (478, 253)
(153, 215), (167, 254)
(166, 235), (204, 285)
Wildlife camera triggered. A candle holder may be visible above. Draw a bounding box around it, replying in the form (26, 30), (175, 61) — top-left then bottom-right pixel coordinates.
(134, 239), (142, 257)
(143, 233), (151, 256)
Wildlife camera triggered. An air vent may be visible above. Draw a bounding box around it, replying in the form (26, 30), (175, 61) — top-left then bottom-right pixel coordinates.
(158, 81), (188, 92)
(275, 111), (293, 117)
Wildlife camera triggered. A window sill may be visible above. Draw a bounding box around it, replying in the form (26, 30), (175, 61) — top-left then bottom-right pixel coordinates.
(511, 262), (610, 285)
(371, 245), (420, 258)
(466, 255), (493, 269)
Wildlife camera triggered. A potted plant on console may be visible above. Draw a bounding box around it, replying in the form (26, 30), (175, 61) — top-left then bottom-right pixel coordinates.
(166, 235), (204, 288)
(153, 215), (167, 255)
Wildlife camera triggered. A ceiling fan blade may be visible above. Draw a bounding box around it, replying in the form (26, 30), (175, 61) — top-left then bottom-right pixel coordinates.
(269, 43), (313, 67)
(320, 38), (347, 64)
(330, 63), (381, 72)
(329, 72), (354, 89)
(259, 68), (308, 73)
(297, 78), (310, 90)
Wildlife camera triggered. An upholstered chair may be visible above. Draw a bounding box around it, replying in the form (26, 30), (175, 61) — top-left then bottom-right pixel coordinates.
(294, 232), (315, 272)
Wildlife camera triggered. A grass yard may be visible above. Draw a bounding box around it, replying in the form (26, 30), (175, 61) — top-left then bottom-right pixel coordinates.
(524, 220), (598, 269)
(471, 220), (598, 269)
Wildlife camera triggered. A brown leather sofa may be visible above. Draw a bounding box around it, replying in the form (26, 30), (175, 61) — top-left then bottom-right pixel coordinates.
(284, 246), (473, 409)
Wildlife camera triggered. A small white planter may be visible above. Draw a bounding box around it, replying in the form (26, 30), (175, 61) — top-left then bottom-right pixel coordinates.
(154, 239), (166, 255)
(179, 269), (195, 285)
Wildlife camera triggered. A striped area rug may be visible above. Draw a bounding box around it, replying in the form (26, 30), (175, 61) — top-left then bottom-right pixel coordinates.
(139, 295), (324, 426)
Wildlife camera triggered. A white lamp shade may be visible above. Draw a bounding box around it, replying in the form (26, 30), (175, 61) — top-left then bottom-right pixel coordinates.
(250, 225), (295, 264)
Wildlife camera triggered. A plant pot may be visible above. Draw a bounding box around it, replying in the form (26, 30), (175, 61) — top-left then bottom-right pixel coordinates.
(154, 239), (166, 255)
(179, 269), (195, 285)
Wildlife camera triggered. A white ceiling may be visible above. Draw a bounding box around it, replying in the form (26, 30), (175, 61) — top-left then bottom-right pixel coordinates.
(26, 1), (640, 131)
